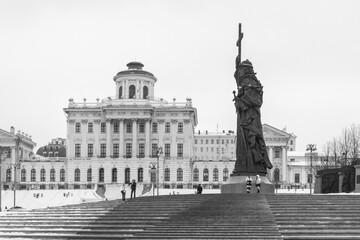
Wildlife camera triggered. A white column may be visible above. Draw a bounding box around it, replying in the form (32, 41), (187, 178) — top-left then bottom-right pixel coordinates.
(268, 146), (274, 164)
(132, 119), (137, 157)
(106, 119), (112, 157)
(124, 80), (128, 99)
(139, 80), (142, 99)
(136, 80), (139, 99)
(171, 120), (177, 158)
(282, 146), (287, 182)
(119, 120), (124, 158)
(11, 147), (16, 180)
(81, 120), (88, 157)
(94, 120), (101, 156)
(145, 120), (151, 157)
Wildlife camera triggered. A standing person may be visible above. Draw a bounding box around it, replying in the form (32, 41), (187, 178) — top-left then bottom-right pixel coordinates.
(130, 179), (137, 199)
(121, 184), (126, 201)
(197, 184), (203, 194)
(246, 176), (253, 193)
(255, 175), (261, 193)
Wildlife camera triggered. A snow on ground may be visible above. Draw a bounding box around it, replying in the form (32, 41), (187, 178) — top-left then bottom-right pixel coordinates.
(1, 187), (358, 211)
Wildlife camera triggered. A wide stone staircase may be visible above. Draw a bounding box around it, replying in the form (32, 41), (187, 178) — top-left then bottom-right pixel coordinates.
(0, 194), (359, 239)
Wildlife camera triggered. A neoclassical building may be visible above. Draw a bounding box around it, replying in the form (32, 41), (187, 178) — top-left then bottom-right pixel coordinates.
(0, 127), (36, 190)
(2, 61), (301, 191)
(192, 124), (297, 189)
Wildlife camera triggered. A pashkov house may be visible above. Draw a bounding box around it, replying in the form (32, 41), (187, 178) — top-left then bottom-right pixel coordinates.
(0, 62), (305, 191)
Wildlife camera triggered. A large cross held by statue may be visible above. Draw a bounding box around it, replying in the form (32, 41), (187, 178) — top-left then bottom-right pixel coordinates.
(237, 23), (243, 63)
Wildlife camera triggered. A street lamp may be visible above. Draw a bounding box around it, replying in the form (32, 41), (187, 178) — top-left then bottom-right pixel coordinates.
(12, 160), (22, 208)
(156, 146), (163, 196)
(306, 144), (317, 194)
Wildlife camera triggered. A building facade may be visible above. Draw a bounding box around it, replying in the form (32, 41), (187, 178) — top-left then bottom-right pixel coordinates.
(0, 127), (36, 190)
(3, 61), (306, 191)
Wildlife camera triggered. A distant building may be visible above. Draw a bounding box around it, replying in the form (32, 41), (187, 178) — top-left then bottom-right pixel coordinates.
(8, 61), (305, 191)
(0, 127), (36, 190)
(36, 138), (66, 158)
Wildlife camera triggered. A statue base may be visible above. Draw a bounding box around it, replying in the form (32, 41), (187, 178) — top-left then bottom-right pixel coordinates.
(221, 175), (274, 194)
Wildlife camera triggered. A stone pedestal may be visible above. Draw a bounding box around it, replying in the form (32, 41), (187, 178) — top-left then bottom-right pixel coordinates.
(314, 174), (322, 194)
(355, 165), (360, 193)
(221, 175), (274, 194)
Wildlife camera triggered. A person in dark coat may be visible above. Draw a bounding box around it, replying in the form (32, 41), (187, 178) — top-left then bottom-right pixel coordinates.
(130, 180), (136, 199)
(197, 184), (203, 194)
(121, 184), (126, 201)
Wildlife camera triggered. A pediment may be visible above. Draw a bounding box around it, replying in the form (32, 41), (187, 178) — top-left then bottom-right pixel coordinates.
(0, 129), (15, 141)
(262, 124), (291, 138)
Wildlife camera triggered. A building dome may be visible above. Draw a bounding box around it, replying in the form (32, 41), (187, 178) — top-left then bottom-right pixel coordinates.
(114, 61), (155, 80)
(36, 138), (66, 157)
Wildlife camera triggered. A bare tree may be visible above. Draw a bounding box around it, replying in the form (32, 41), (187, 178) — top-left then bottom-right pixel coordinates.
(348, 124), (360, 165)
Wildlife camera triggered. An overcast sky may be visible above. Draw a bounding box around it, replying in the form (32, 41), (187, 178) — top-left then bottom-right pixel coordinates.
(1, 0), (360, 153)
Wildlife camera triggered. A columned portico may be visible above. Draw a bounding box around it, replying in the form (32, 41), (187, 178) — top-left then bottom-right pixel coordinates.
(132, 119), (137, 157)
(119, 120), (124, 157)
(145, 120), (151, 157)
(106, 119), (111, 157)
(282, 146), (287, 182)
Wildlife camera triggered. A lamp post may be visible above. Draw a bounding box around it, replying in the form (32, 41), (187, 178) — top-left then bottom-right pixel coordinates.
(156, 146), (163, 196)
(12, 160), (21, 208)
(0, 148), (5, 212)
(306, 144), (317, 194)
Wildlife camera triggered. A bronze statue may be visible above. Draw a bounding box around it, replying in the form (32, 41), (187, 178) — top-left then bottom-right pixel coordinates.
(232, 24), (273, 176)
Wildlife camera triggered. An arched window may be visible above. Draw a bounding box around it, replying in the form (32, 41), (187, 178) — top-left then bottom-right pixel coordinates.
(6, 168), (11, 182)
(99, 168), (104, 182)
(177, 168), (183, 182)
(119, 86), (123, 99)
(165, 168), (170, 182)
(213, 168), (219, 182)
(143, 86), (148, 99)
(40, 169), (46, 182)
(112, 168), (117, 182)
(138, 168), (143, 182)
(31, 169), (36, 182)
(60, 169), (65, 182)
(203, 168), (209, 182)
(274, 168), (280, 182)
(50, 169), (55, 182)
(129, 85), (135, 99)
(21, 169), (26, 182)
(87, 168), (92, 182)
(74, 168), (80, 182)
(223, 168), (229, 182)
(193, 168), (199, 182)
(125, 168), (130, 184)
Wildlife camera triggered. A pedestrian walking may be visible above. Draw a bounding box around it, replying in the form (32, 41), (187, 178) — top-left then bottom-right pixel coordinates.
(121, 183), (126, 201)
(197, 184), (203, 194)
(255, 175), (261, 193)
(246, 176), (253, 193)
(130, 179), (137, 199)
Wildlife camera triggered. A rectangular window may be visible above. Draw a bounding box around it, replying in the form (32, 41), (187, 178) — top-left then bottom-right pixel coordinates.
(88, 122), (93, 133)
(275, 149), (281, 158)
(139, 122), (145, 133)
(211, 139), (214, 144)
(101, 123), (106, 133)
(139, 143), (145, 158)
(216, 139), (219, 144)
(152, 144), (158, 157)
(100, 144), (106, 158)
(195, 139), (198, 144)
(165, 122), (171, 133)
(178, 122), (183, 133)
(152, 123), (158, 133)
(114, 122), (119, 133)
(217, 147), (219, 154)
(177, 143), (183, 157)
(206, 140), (208, 144)
(75, 144), (81, 157)
(126, 122), (132, 133)
(113, 143), (119, 158)
(75, 123), (81, 133)
(126, 143), (132, 158)
(295, 173), (300, 183)
(88, 144), (93, 157)
(165, 143), (171, 158)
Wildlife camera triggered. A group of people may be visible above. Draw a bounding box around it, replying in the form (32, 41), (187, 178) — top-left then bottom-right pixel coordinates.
(246, 175), (262, 193)
(121, 179), (137, 201)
